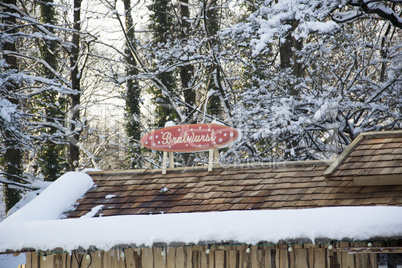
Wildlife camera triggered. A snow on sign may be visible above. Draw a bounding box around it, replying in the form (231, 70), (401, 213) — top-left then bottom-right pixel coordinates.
(140, 124), (239, 152)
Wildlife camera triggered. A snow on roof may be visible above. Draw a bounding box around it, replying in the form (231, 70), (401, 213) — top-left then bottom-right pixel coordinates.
(0, 172), (401, 253)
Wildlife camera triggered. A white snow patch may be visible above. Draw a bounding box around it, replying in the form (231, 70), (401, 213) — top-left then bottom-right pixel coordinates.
(80, 205), (104, 218)
(164, 121), (176, 127)
(1, 205), (402, 252)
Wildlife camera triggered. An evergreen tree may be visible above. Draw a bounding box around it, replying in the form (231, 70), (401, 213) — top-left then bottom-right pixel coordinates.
(0, 0), (25, 211)
(147, 0), (179, 127)
(123, 0), (143, 169)
(37, 0), (68, 181)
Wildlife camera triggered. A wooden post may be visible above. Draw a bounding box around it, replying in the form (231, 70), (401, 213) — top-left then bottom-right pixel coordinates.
(169, 152), (174, 169)
(208, 148), (220, 171)
(213, 148), (219, 168)
(162, 151), (168, 174)
(208, 149), (214, 171)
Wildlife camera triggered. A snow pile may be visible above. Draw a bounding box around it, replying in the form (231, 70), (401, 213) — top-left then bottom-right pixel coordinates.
(0, 172), (402, 253)
(7, 181), (52, 217)
(1, 172), (94, 224)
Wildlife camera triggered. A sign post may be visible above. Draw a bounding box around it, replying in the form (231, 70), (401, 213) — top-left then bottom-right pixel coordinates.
(140, 124), (239, 173)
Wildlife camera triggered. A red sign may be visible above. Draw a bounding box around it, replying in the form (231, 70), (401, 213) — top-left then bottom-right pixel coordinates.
(140, 124), (239, 152)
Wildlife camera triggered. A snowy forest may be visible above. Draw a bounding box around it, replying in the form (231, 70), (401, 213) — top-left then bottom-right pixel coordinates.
(1, 0), (401, 213)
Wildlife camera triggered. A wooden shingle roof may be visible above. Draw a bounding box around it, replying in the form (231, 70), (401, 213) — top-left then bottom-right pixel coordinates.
(324, 130), (402, 185)
(66, 130), (402, 218)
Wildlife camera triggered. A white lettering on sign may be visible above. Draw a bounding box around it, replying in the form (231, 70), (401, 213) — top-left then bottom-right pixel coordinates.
(161, 130), (217, 145)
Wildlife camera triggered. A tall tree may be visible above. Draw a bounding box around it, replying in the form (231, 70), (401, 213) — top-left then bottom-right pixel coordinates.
(123, 0), (143, 169)
(37, 0), (68, 181)
(179, 0), (196, 123)
(68, 0), (83, 171)
(147, 0), (179, 127)
(0, 0), (24, 211)
(228, 0), (401, 161)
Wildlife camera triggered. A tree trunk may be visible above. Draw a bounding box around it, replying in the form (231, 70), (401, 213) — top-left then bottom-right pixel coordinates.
(69, 0), (81, 171)
(1, 0), (24, 212)
(279, 19), (303, 160)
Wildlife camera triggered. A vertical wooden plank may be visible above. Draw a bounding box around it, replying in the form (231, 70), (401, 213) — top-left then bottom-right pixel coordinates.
(175, 247), (185, 268)
(227, 250), (238, 268)
(314, 248), (327, 268)
(252, 247), (267, 268)
(123, 248), (137, 268)
(269, 248), (277, 268)
(239, 248), (251, 268)
(264, 249), (272, 268)
(369, 253), (377, 268)
(109, 250), (117, 268)
(134, 248), (142, 268)
(355, 252), (377, 268)
(275, 248), (280, 268)
(25, 252), (32, 268)
(276, 246), (289, 268)
(294, 248), (309, 268)
(166, 247), (176, 268)
(215, 250), (225, 268)
(29, 252), (38, 268)
(80, 252), (93, 268)
(208, 249), (215, 268)
(192, 248), (200, 268)
(40, 254), (53, 268)
(98, 251), (109, 268)
(337, 242), (355, 268)
(173, 247), (192, 268)
(250, 246), (258, 268)
(200, 247), (209, 268)
(52, 253), (64, 268)
(185, 247), (192, 268)
(154, 247), (167, 268)
(88, 251), (103, 268)
(288, 247), (295, 268)
(340, 251), (355, 268)
(141, 248), (154, 268)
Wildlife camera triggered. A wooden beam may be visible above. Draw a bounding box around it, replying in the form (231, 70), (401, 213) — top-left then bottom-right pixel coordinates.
(322, 134), (364, 180)
(334, 247), (402, 253)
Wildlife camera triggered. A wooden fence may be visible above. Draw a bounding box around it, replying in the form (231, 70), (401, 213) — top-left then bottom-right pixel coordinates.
(25, 243), (380, 268)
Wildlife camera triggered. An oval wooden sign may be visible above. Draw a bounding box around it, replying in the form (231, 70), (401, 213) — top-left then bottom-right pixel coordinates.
(140, 124), (239, 152)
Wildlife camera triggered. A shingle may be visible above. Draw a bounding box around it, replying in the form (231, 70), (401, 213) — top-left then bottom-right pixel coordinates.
(65, 131), (402, 218)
